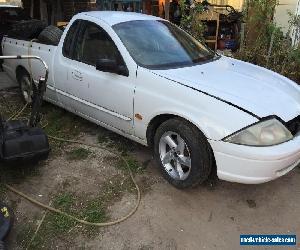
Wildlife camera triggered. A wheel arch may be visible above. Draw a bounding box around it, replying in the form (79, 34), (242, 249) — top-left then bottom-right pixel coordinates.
(146, 113), (209, 148)
(147, 113), (218, 182)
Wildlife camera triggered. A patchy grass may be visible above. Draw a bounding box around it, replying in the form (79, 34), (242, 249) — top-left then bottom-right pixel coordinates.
(79, 199), (108, 236)
(97, 127), (139, 155)
(96, 128), (145, 175)
(40, 103), (97, 154)
(44, 193), (77, 234)
(81, 199), (106, 223)
(31, 168), (136, 244)
(66, 147), (92, 161)
(0, 90), (30, 120)
(101, 175), (135, 200)
(16, 223), (36, 248)
(28, 193), (77, 249)
(42, 104), (82, 138)
(28, 171), (135, 247)
(99, 151), (146, 177)
(117, 155), (144, 174)
(53, 193), (75, 211)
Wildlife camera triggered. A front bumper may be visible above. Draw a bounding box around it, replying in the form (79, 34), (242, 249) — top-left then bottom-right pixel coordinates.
(208, 134), (300, 184)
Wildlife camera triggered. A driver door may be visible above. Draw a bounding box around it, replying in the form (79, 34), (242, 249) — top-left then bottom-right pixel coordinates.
(57, 19), (135, 134)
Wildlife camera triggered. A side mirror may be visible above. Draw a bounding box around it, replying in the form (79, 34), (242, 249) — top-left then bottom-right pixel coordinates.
(96, 58), (128, 77)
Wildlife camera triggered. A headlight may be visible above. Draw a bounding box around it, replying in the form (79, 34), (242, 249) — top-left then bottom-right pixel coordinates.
(223, 118), (293, 146)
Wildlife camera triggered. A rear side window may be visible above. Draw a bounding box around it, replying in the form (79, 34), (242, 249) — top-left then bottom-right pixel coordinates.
(63, 20), (80, 58)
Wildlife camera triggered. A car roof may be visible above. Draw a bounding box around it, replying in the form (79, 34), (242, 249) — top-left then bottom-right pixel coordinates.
(0, 4), (20, 8)
(82, 11), (162, 26)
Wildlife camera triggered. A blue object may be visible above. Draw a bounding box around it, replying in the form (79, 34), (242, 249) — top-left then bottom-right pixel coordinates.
(224, 39), (237, 50)
(240, 234), (297, 246)
(0, 203), (13, 241)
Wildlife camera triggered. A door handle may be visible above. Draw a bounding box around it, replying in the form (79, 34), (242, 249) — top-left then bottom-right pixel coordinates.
(72, 70), (83, 81)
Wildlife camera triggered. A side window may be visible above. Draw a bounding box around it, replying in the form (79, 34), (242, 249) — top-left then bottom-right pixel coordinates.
(62, 20), (80, 58)
(73, 21), (125, 67)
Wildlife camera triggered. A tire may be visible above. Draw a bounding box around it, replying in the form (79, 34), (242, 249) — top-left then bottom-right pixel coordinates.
(38, 25), (63, 46)
(7, 19), (47, 40)
(18, 71), (33, 104)
(154, 118), (213, 189)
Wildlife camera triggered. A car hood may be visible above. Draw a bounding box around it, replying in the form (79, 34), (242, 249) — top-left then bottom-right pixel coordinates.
(152, 56), (300, 122)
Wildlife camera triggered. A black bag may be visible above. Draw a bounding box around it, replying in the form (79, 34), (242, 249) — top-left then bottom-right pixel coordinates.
(0, 117), (49, 163)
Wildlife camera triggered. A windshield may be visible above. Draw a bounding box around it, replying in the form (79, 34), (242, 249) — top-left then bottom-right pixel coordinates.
(113, 20), (216, 69)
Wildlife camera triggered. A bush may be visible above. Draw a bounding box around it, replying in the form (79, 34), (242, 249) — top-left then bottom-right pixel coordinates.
(236, 0), (300, 84)
(179, 0), (206, 41)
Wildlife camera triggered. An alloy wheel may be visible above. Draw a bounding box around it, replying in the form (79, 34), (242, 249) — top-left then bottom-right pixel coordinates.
(159, 131), (192, 180)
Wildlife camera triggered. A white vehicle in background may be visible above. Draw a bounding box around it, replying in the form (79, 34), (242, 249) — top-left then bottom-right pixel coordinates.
(2, 11), (300, 188)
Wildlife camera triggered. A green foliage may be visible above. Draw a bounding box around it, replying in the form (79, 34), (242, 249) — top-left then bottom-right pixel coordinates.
(179, 0), (206, 41)
(247, 0), (278, 23)
(236, 0), (300, 83)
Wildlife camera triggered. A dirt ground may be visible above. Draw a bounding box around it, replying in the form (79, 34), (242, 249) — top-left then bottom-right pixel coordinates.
(0, 88), (300, 250)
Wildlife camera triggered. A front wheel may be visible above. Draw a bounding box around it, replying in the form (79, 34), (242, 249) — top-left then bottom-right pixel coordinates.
(154, 118), (213, 189)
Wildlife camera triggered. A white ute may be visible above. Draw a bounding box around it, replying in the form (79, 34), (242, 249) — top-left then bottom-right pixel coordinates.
(2, 11), (300, 188)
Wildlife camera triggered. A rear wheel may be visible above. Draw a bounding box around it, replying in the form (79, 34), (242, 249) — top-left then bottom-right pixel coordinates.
(18, 72), (33, 104)
(154, 118), (213, 188)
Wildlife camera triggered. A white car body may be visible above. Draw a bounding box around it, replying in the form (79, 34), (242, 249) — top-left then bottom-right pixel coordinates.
(2, 11), (300, 184)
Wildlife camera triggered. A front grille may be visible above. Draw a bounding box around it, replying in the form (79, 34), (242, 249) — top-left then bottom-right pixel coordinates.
(286, 115), (300, 136)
